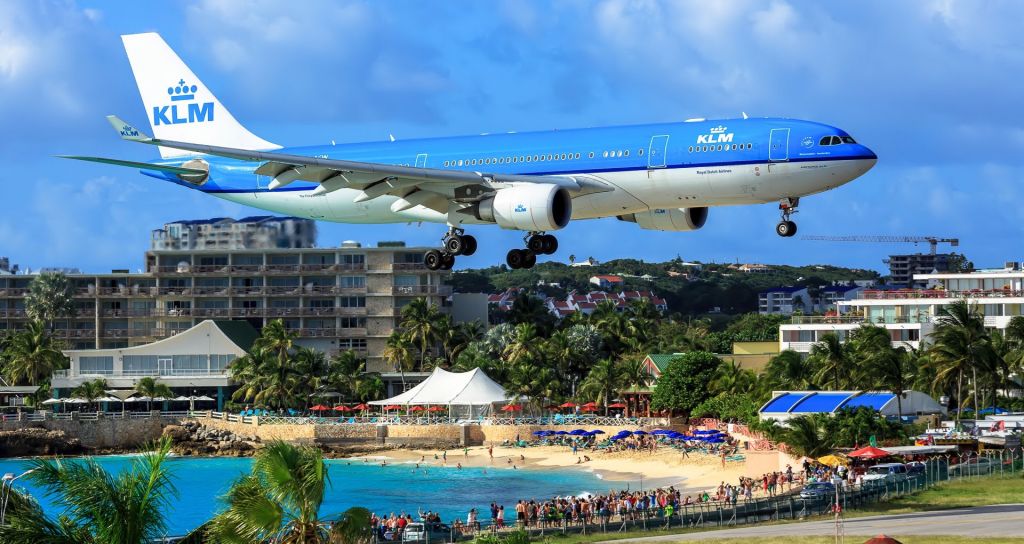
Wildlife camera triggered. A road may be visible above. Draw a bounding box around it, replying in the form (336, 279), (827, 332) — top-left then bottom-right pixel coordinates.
(605, 504), (1024, 541)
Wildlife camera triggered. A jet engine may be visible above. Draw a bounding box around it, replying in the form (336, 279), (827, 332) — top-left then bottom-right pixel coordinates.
(474, 183), (572, 231)
(617, 207), (708, 231)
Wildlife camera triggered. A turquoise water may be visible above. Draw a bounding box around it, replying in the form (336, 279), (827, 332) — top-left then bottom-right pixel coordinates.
(0, 455), (615, 536)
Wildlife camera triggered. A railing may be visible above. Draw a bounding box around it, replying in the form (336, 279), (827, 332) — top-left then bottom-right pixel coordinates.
(858, 288), (1024, 300)
(202, 412), (669, 427)
(391, 285), (453, 296)
(150, 264), (367, 274)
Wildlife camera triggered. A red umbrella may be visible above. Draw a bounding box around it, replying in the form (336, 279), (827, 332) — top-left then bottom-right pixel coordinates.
(607, 402), (627, 409)
(848, 446), (891, 459)
(501, 404), (523, 412)
(863, 536), (902, 544)
(428, 406), (445, 412)
(559, 402), (577, 409)
(309, 404), (330, 411)
(333, 405), (351, 412)
(409, 406), (425, 412)
(353, 403), (370, 410)
(580, 404), (598, 412)
(383, 405), (402, 410)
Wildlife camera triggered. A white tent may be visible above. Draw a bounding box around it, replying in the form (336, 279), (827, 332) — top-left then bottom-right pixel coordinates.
(370, 368), (510, 417)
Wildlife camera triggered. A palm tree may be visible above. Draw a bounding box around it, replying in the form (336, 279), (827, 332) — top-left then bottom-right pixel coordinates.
(809, 333), (849, 390)
(25, 272), (76, 330)
(230, 348), (303, 411)
(2, 320), (67, 386)
(929, 301), (990, 424)
(135, 376), (174, 411)
(0, 438), (176, 544)
(852, 325), (912, 419)
(778, 414), (833, 458)
(579, 358), (622, 415)
(400, 298), (444, 370)
(256, 319), (298, 366)
(506, 293), (554, 333)
(711, 360), (757, 396)
(502, 323), (543, 366)
(382, 331), (415, 390)
(208, 441), (370, 543)
(764, 350), (817, 390)
(72, 378), (108, 412)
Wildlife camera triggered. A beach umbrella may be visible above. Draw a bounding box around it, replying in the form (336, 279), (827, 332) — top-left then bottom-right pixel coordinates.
(333, 405), (352, 412)
(651, 429), (674, 435)
(409, 406), (425, 412)
(559, 402), (577, 409)
(607, 402), (627, 409)
(817, 454), (846, 467)
(428, 406), (445, 412)
(568, 429), (589, 436)
(500, 404), (523, 412)
(41, 398), (63, 405)
(194, 395), (214, 402)
(310, 405), (330, 411)
(65, 398), (87, 404)
(862, 536), (903, 544)
(848, 446), (890, 459)
(590, 430), (606, 435)
(632, 430), (647, 435)
(532, 430), (548, 436)
(353, 403), (370, 410)
(172, 396), (190, 402)
(383, 405), (402, 411)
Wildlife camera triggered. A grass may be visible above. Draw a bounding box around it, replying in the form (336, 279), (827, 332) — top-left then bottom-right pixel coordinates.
(847, 475), (1024, 517)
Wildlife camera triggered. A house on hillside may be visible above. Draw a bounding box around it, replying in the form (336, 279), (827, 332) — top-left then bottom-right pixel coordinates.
(590, 274), (624, 288)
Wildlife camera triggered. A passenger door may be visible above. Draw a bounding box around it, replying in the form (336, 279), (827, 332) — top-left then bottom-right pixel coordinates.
(769, 128), (790, 162)
(647, 135), (669, 169)
(415, 153), (428, 168)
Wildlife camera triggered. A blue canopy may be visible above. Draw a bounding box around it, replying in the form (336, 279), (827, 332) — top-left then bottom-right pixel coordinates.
(651, 429), (674, 435)
(590, 429), (606, 435)
(615, 430), (633, 437)
(632, 430), (648, 435)
(569, 429), (589, 436)
(554, 430), (568, 435)
(532, 430), (548, 436)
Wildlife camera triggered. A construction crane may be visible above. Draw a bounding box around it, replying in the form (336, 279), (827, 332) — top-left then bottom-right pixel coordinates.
(800, 235), (959, 255)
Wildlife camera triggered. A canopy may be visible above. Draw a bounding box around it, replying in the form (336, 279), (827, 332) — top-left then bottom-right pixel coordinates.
(559, 402), (577, 408)
(500, 404), (522, 412)
(310, 405), (330, 411)
(369, 368), (511, 406)
(607, 402), (627, 409)
(849, 446), (891, 459)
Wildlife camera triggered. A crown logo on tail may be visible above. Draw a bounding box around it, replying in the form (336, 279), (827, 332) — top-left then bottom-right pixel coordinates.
(168, 79), (197, 101)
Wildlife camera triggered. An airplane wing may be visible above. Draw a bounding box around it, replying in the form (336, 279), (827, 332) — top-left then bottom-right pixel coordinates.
(57, 155), (209, 176)
(103, 116), (612, 213)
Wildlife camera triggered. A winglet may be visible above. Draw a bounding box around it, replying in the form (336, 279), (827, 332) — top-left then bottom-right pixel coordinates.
(105, 115), (153, 142)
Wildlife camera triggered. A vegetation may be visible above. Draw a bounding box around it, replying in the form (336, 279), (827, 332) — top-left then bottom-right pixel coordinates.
(0, 438), (176, 544)
(650, 352), (721, 416)
(205, 441), (372, 543)
(71, 378), (108, 412)
(849, 474), (1024, 517)
(0, 319), (67, 387)
(24, 272), (76, 330)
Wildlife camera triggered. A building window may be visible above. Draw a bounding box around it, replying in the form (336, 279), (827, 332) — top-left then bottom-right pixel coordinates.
(340, 317), (367, 328)
(339, 296), (366, 308)
(79, 356), (113, 375)
(340, 276), (365, 288)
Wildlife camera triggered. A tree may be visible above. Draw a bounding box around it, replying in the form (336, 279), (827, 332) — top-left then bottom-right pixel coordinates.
(0, 438), (175, 544)
(506, 293), (555, 334)
(502, 323), (543, 366)
(25, 272), (76, 330)
(929, 301), (990, 424)
(777, 414), (833, 458)
(135, 377), (173, 411)
(852, 324), (912, 419)
(1, 320), (67, 386)
(382, 331), (414, 390)
(71, 378), (108, 412)
(650, 351), (721, 416)
(207, 441), (370, 543)
(764, 350), (817, 390)
(809, 333), (849, 390)
(400, 298), (444, 370)
(578, 358), (622, 415)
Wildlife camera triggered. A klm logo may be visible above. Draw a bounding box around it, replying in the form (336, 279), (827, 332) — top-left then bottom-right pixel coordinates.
(119, 124), (139, 138)
(514, 204), (527, 213)
(152, 79), (214, 126)
(696, 125), (733, 145)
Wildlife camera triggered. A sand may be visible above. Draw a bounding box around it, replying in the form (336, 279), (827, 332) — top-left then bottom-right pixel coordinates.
(376, 443), (753, 493)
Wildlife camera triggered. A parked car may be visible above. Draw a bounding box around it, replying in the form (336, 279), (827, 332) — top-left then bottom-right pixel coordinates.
(905, 461), (927, 475)
(799, 482), (836, 500)
(949, 457), (996, 477)
(402, 522), (457, 543)
(862, 463), (908, 484)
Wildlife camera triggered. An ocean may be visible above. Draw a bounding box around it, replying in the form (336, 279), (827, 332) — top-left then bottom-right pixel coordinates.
(0, 454), (623, 536)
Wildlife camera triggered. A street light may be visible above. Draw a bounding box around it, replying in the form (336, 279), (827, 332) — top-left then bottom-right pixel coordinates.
(1, 469), (35, 525)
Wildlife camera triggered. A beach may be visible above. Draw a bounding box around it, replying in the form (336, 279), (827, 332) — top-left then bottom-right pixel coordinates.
(379, 443), (753, 493)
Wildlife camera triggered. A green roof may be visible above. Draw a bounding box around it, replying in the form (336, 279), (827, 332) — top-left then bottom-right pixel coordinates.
(645, 353), (681, 373)
(213, 320), (259, 351)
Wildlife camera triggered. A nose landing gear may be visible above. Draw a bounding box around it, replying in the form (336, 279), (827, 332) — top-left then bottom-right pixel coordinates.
(776, 197), (799, 238)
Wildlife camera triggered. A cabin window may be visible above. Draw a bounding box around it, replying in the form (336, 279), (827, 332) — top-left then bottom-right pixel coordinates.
(688, 146), (693, 153)
(588, 152), (594, 158)
(443, 161), (449, 167)
(731, 144), (737, 150)
(574, 152), (580, 159)
(457, 160), (464, 166)
(547, 154), (553, 161)
(602, 151), (609, 158)
(703, 146), (708, 152)
(747, 143), (752, 149)
(616, 150), (623, 157)
(717, 145), (723, 151)
(638, 149), (644, 156)
(623, 150), (629, 157)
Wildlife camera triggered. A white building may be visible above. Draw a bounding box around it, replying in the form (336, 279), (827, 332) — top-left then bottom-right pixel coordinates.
(780, 264), (1024, 354)
(759, 286), (810, 315)
(151, 216), (316, 250)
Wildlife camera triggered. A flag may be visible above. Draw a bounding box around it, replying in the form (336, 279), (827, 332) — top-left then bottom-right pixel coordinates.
(869, 435), (877, 447)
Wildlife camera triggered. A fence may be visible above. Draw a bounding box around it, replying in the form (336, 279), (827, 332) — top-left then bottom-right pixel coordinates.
(199, 411), (667, 427)
(363, 452), (1023, 543)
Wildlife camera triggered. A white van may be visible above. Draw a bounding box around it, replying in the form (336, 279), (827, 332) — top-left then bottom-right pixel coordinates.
(862, 463), (908, 484)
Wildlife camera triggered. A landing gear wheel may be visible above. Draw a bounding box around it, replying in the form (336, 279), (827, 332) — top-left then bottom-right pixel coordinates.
(775, 221), (797, 238)
(444, 236), (465, 255)
(460, 235), (477, 256)
(424, 250), (443, 270)
(440, 253), (456, 270)
(540, 234), (558, 255)
(522, 250), (537, 269)
(527, 235), (546, 254)
(506, 249), (526, 269)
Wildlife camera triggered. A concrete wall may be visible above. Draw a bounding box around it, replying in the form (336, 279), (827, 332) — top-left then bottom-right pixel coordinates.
(0, 416), (172, 449)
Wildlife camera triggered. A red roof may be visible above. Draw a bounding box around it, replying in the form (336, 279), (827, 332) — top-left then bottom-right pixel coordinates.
(487, 294), (503, 303)
(592, 275), (623, 282)
(570, 294), (588, 302)
(651, 297), (667, 306)
(576, 302), (597, 309)
(589, 292), (609, 300)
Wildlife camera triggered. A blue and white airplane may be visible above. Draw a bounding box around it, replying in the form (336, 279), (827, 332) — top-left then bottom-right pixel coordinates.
(66, 33), (876, 270)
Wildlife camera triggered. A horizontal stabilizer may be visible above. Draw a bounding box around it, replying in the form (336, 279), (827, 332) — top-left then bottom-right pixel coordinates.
(58, 155), (207, 175)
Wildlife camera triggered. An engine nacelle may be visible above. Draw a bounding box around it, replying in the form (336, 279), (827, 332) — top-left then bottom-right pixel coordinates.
(475, 183), (572, 231)
(617, 207), (708, 231)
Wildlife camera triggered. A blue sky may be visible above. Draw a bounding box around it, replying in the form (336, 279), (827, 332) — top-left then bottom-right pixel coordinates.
(1, 0), (1022, 274)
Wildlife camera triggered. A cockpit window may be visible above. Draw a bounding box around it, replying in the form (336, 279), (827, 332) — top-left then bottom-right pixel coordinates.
(841, 136), (856, 144)
(819, 136), (832, 146)
(830, 136), (842, 145)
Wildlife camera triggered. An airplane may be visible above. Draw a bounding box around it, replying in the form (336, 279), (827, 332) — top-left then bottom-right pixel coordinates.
(65, 33), (877, 271)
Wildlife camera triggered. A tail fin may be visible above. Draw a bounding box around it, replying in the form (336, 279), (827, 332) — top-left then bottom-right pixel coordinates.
(121, 32), (279, 159)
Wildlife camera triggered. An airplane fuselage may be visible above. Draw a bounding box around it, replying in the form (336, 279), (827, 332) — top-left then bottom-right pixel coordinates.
(143, 117), (877, 226)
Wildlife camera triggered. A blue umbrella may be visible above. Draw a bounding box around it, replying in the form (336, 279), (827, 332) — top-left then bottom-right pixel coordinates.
(616, 430), (633, 437)
(532, 430), (549, 436)
(555, 430), (568, 435)
(632, 430), (648, 435)
(651, 429), (673, 435)
(569, 429), (589, 436)
(590, 429), (606, 435)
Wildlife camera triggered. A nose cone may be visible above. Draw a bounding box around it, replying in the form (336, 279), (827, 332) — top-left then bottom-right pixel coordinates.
(855, 145), (877, 177)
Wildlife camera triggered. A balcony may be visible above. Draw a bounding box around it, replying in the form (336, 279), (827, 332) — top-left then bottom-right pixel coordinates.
(788, 315), (932, 325)
(0, 288), (29, 297)
(857, 288), (1024, 301)
(55, 368), (229, 379)
(391, 285), (453, 296)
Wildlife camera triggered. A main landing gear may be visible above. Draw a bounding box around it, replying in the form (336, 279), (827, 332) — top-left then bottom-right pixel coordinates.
(424, 228), (477, 271)
(776, 197), (799, 238)
(506, 232), (558, 270)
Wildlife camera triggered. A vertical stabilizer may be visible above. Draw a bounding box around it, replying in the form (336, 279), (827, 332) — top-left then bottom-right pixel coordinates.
(121, 33), (280, 158)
